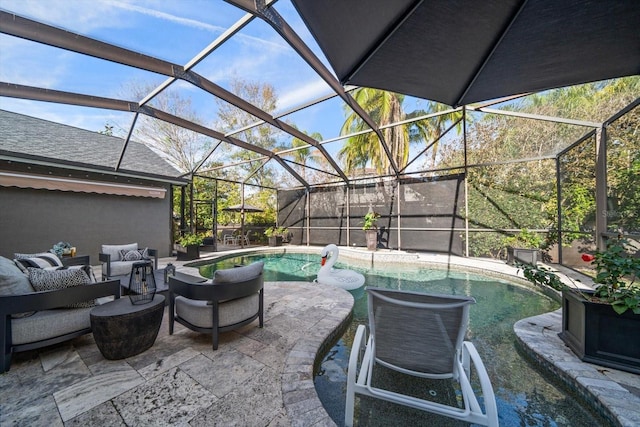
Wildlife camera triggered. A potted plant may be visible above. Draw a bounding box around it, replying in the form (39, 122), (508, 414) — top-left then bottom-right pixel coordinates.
(362, 211), (380, 251)
(264, 227), (287, 247)
(520, 236), (640, 374)
(175, 233), (204, 260)
(504, 229), (544, 265)
(51, 241), (76, 258)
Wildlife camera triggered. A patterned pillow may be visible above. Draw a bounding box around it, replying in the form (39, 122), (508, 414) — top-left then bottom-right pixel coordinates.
(119, 247), (149, 262)
(14, 252), (63, 271)
(27, 268), (96, 308)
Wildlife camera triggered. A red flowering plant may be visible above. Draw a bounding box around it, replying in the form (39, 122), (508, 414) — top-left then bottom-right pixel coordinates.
(519, 236), (640, 314)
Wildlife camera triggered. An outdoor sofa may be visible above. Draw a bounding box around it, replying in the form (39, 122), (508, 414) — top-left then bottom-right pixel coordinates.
(0, 255), (120, 373)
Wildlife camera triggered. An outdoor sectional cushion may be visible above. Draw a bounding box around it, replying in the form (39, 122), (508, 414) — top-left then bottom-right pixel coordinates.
(175, 294), (259, 328)
(108, 261), (137, 277)
(0, 256), (34, 296)
(10, 307), (93, 346)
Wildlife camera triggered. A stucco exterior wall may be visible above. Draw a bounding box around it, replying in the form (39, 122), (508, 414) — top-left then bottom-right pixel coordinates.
(0, 185), (173, 264)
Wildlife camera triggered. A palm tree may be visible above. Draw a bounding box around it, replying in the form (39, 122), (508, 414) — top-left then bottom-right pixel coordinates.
(288, 131), (325, 181)
(339, 89), (404, 175)
(408, 102), (466, 169)
(339, 88), (436, 175)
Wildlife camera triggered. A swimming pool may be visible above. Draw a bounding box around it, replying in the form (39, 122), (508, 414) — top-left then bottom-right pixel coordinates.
(198, 252), (607, 426)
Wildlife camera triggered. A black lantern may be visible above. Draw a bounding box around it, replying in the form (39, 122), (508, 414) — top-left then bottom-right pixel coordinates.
(129, 261), (156, 305)
(164, 263), (176, 283)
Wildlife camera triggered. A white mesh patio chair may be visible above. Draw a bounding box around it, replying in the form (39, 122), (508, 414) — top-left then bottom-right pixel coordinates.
(241, 230), (251, 246)
(345, 287), (498, 427)
(222, 232), (237, 245)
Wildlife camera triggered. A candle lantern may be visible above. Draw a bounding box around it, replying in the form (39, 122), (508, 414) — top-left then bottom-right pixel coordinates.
(128, 261), (156, 305)
(164, 263), (176, 283)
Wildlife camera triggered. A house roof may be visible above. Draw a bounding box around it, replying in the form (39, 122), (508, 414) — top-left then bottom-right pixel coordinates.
(0, 109), (184, 184)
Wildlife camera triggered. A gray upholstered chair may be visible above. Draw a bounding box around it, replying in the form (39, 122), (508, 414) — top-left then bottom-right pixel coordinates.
(99, 243), (158, 280)
(168, 262), (264, 350)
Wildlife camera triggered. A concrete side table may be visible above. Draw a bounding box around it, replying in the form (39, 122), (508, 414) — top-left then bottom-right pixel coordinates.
(90, 294), (164, 360)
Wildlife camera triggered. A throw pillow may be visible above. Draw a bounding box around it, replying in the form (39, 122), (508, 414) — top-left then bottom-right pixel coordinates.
(0, 256), (36, 318)
(102, 243), (138, 261)
(28, 268), (96, 308)
(62, 265), (98, 283)
(14, 252), (63, 271)
(119, 247), (149, 262)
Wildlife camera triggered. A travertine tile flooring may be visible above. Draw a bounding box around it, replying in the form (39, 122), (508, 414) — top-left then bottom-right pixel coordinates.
(1, 281), (353, 426)
(2, 248), (639, 426)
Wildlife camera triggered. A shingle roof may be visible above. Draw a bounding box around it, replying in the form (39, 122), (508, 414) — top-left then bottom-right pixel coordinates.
(0, 109), (182, 181)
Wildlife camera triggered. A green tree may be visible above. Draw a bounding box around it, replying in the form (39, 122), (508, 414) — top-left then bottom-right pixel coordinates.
(339, 89), (410, 175)
(285, 129), (327, 182)
(339, 89), (458, 175)
(98, 124), (114, 136)
(444, 77), (639, 257)
(409, 102), (466, 169)
(214, 76), (282, 188)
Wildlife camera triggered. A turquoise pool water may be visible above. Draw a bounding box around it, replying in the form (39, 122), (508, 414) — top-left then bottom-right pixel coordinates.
(199, 252), (606, 426)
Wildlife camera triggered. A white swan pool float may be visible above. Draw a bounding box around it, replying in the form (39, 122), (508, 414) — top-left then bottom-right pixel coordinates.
(316, 244), (365, 290)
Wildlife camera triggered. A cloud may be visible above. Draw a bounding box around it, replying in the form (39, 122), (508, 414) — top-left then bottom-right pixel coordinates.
(104, 0), (228, 33)
(1, 0), (125, 33)
(276, 79), (334, 112)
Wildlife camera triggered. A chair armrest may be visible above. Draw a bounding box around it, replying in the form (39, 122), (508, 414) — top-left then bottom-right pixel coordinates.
(99, 253), (111, 279)
(147, 248), (158, 270)
(62, 255), (91, 267)
(0, 279), (121, 316)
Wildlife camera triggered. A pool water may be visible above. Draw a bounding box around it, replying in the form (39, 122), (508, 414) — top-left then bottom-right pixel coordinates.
(199, 252), (607, 426)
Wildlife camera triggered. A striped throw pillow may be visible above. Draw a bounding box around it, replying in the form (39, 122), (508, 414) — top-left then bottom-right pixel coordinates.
(14, 252), (63, 271)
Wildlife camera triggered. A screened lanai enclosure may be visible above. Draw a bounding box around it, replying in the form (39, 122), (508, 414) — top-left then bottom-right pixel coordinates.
(1, 1), (638, 266)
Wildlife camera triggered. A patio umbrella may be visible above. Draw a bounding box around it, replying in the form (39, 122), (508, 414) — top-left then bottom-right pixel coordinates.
(222, 203), (264, 247)
(290, 0), (639, 107)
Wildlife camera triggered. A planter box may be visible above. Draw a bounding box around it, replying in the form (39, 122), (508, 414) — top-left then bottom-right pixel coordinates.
(175, 244), (200, 261)
(507, 247), (539, 265)
(559, 288), (640, 374)
(268, 236), (283, 247)
(365, 229), (378, 251)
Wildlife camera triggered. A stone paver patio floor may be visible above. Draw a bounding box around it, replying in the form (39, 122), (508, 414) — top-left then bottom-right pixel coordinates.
(0, 281), (353, 426)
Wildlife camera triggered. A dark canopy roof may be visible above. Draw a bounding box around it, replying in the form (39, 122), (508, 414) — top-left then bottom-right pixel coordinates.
(291, 0), (640, 107)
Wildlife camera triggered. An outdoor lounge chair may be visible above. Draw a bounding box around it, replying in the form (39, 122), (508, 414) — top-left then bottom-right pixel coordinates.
(345, 287), (498, 427)
(168, 262), (264, 350)
(99, 243), (158, 280)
